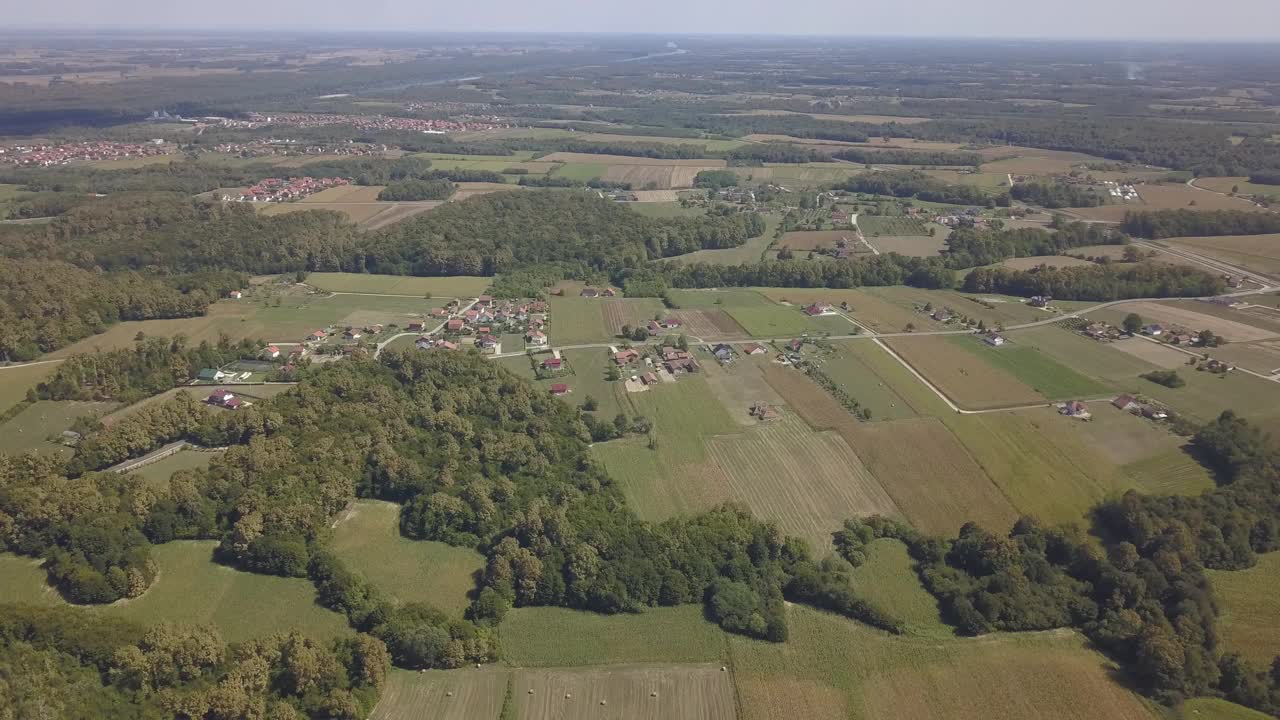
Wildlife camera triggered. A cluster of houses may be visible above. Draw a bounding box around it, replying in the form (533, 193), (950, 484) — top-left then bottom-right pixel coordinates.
(1102, 181), (1140, 201)
(0, 140), (171, 166)
(933, 208), (985, 227)
(206, 139), (390, 160)
(229, 176), (350, 203)
(419, 296), (550, 354)
(1083, 322), (1124, 341)
(578, 287), (617, 298)
(1059, 394), (1172, 422)
(236, 112), (507, 134)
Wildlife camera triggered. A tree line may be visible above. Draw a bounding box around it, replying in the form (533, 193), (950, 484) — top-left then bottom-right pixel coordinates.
(1121, 209), (1280, 239)
(1009, 180), (1106, 208)
(830, 148), (982, 167)
(961, 263), (1225, 301)
(837, 170), (1008, 207)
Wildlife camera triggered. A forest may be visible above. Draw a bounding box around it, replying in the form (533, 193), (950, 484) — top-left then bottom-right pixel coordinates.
(1121, 209), (1280, 239)
(837, 170), (1007, 206)
(961, 263), (1226, 300)
(1009, 179), (1106, 208)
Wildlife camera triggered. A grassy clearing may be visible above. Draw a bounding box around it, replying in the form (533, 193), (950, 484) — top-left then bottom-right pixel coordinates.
(371, 669), (507, 720)
(0, 400), (115, 455)
(547, 296), (608, 345)
(594, 376), (739, 522)
(130, 450), (219, 488)
(331, 500), (484, 615)
(0, 553), (61, 606)
(500, 606), (728, 666)
(885, 336), (1044, 410)
(1177, 698), (1275, 720)
(549, 162), (611, 182)
(851, 539), (950, 638)
(625, 201), (706, 218)
(705, 412), (899, 551)
(665, 216), (780, 267)
(559, 349), (628, 420)
(0, 362), (61, 412)
(944, 408), (1129, 525)
(1122, 448), (1216, 496)
(305, 272), (491, 297)
(1062, 404), (1184, 466)
(1208, 552), (1280, 666)
(951, 336), (1112, 401)
(731, 605), (1157, 720)
(819, 343), (918, 421)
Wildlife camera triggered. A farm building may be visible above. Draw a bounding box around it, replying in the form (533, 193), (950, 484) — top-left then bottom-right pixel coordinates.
(197, 368), (226, 381)
(309, 330), (327, 342)
(446, 319), (465, 333)
(205, 389), (243, 410)
(415, 336), (434, 349)
(408, 321), (425, 331)
(642, 371), (659, 385)
(550, 383), (570, 396)
(228, 290), (243, 299)
(476, 295), (493, 306)
(262, 345), (281, 359)
(662, 317), (682, 329)
(343, 329), (362, 341)
(802, 302), (835, 316)
(712, 344), (735, 363)
(1112, 395), (1140, 412)
(614, 349), (640, 365)
(581, 287), (600, 298)
(743, 343), (768, 355)
(526, 330), (548, 346)
(750, 401), (780, 421)
(648, 320), (664, 336)
(1059, 400), (1091, 419)
(542, 358), (563, 371)
(983, 332), (1006, 346)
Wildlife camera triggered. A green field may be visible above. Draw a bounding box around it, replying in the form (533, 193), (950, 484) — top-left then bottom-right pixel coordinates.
(730, 605), (1158, 720)
(1177, 698), (1275, 720)
(851, 539), (949, 638)
(594, 376), (739, 521)
(500, 605), (728, 666)
(952, 336), (1112, 401)
(1134, 366), (1280, 424)
(0, 542), (350, 643)
(821, 343), (919, 421)
(556, 350), (628, 419)
(666, 287), (833, 336)
(549, 162), (611, 182)
(667, 215), (779, 266)
(548, 296), (609, 344)
(130, 449), (219, 487)
(1005, 326), (1158, 382)
(0, 400), (115, 455)
(1208, 552), (1280, 666)
(1121, 448), (1216, 496)
(0, 362), (61, 412)
(305, 273), (492, 297)
(331, 500), (484, 615)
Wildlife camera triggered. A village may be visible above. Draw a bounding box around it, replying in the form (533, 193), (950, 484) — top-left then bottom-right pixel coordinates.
(0, 140), (172, 166)
(228, 112), (509, 134)
(224, 176), (351, 202)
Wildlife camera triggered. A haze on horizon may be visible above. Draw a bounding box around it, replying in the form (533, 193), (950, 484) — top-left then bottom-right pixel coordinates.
(3, 0), (1278, 42)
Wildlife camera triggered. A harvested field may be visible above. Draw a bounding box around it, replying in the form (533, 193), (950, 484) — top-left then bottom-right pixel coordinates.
(371, 669), (507, 720)
(512, 665), (736, 720)
(305, 272), (491, 297)
(360, 202), (442, 229)
(1122, 447), (1215, 497)
(841, 417), (1018, 536)
(702, 358), (786, 426)
(779, 230), (855, 251)
(732, 605), (1157, 720)
(300, 185), (385, 203)
(500, 606), (726, 667)
(1068, 185), (1263, 222)
(946, 409), (1129, 525)
(1122, 301), (1278, 342)
(763, 365), (857, 431)
(763, 289), (930, 333)
(453, 181), (521, 200)
(1209, 552), (1280, 666)
(668, 309), (748, 338)
(260, 200), (388, 223)
(0, 400), (115, 455)
(631, 189), (679, 201)
(331, 500), (484, 615)
(706, 412), (900, 551)
(1110, 336), (1190, 368)
(1165, 234), (1280, 277)
(885, 336), (1044, 409)
(601, 164), (722, 190)
(538, 152), (726, 167)
(601, 297), (666, 335)
(1212, 340), (1280, 374)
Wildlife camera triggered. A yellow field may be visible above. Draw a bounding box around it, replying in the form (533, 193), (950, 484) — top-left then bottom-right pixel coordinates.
(1165, 234), (1280, 277)
(885, 336), (1045, 409)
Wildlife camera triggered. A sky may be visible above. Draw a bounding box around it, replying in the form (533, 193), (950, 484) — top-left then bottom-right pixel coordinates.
(3, 0), (1278, 41)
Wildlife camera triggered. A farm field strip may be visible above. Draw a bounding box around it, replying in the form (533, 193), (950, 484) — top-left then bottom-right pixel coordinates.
(1121, 301), (1278, 342)
(500, 606), (727, 667)
(884, 336), (1045, 409)
(371, 669), (507, 720)
(512, 665), (737, 720)
(948, 336), (1113, 401)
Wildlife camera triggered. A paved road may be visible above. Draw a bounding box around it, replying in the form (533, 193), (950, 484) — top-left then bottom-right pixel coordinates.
(374, 297), (480, 358)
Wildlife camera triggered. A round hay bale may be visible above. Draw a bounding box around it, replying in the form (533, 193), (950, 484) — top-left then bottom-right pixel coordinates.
(527, 689), (534, 695)
(565, 693), (572, 699)
(650, 691), (658, 698)
(446, 691), (454, 697)
(600, 700), (607, 706)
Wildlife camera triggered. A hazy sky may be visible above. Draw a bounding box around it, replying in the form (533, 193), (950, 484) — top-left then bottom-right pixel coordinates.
(5, 0), (1278, 41)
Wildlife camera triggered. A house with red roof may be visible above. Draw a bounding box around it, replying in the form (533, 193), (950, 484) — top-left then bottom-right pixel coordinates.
(551, 383), (570, 395)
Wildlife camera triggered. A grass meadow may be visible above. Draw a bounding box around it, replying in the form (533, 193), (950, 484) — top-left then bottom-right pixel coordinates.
(331, 500), (484, 615)
(499, 605), (728, 666)
(1208, 552), (1280, 666)
(130, 449), (219, 488)
(0, 361), (60, 412)
(951, 336), (1113, 401)
(884, 336), (1044, 409)
(0, 400), (115, 456)
(547, 296), (609, 345)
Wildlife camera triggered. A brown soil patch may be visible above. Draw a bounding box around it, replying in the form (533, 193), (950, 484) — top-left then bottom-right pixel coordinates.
(1109, 337), (1188, 368)
(669, 309), (748, 338)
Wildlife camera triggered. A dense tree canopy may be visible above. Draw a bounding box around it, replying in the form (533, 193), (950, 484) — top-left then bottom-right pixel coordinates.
(1121, 209), (1280, 239)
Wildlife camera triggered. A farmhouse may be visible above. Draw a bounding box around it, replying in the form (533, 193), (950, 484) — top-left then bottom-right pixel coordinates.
(262, 345), (281, 359)
(476, 295), (493, 306)
(750, 401), (780, 421)
(542, 358), (563, 371)
(983, 332), (1006, 346)
(802, 302), (834, 317)
(1112, 394), (1140, 412)
(446, 319), (465, 333)
(662, 317), (682, 329)
(647, 320), (663, 336)
(228, 290), (243, 299)
(550, 383), (570, 396)
(712, 344), (735, 363)
(526, 330), (548, 346)
(1028, 295), (1052, 308)
(415, 335), (434, 349)
(476, 334), (500, 353)
(408, 321), (425, 332)
(430, 308), (449, 319)
(642, 371), (659, 385)
(614, 349), (640, 365)
(743, 343), (768, 355)
(309, 330), (327, 342)
(343, 329), (362, 341)
(205, 388), (242, 410)
(580, 287), (600, 298)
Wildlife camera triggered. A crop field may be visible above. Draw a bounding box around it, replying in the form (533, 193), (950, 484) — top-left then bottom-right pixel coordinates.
(77, 541), (351, 642)
(331, 500), (484, 615)
(1208, 552), (1280, 666)
(130, 449), (219, 487)
(511, 665), (737, 720)
(1122, 447), (1216, 496)
(1108, 336), (1189, 368)
(945, 409), (1129, 525)
(730, 605), (1157, 720)
(706, 412), (900, 551)
(779, 229), (855, 251)
(1067, 185), (1262, 222)
(764, 364), (864, 431)
(858, 216), (930, 237)
(1165, 234), (1280, 276)
(820, 343), (918, 421)
(305, 272), (491, 297)
(0, 362), (62, 411)
(851, 539), (950, 637)
(371, 669), (507, 720)
(601, 297), (666, 335)
(1211, 340), (1280, 374)
(500, 606), (727, 667)
(595, 377), (739, 521)
(260, 199), (391, 224)
(668, 309), (748, 338)
(605, 164), (723, 189)
(549, 162), (611, 182)
(726, 304), (831, 337)
(865, 233), (949, 256)
(977, 146), (1109, 174)
(762, 289), (933, 333)
(548, 296), (609, 344)
(924, 169), (1009, 189)
(1005, 326), (1158, 382)
(950, 336), (1112, 400)
(884, 336), (1045, 409)
(0, 400), (115, 455)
